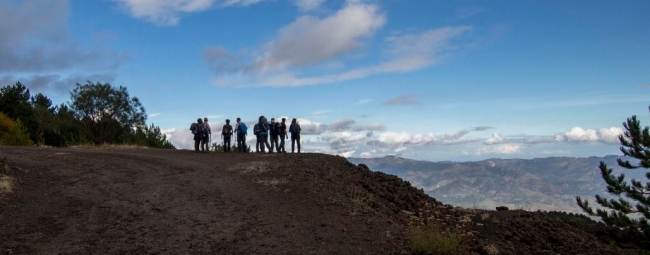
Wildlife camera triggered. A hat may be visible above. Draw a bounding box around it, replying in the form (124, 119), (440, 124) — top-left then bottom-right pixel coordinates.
(271, 118), (275, 121)
(204, 117), (208, 121)
(226, 119), (230, 123)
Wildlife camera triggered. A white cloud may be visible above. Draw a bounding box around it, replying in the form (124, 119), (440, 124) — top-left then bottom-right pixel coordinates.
(373, 130), (477, 147)
(297, 118), (328, 135)
(294, 0), (325, 11)
(112, 0), (265, 26)
(163, 128), (195, 149)
(559, 127), (623, 144)
(206, 23), (472, 87)
(252, 2), (386, 74)
(476, 144), (522, 155)
(337, 150), (356, 158)
(485, 127), (622, 146)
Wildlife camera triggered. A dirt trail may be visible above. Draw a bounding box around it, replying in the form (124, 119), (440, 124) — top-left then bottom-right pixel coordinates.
(2, 146), (648, 255)
(0, 147), (405, 254)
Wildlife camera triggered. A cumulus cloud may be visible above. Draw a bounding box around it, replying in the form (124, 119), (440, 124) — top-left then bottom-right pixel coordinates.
(253, 3), (385, 73)
(372, 130), (478, 148)
(384, 94), (423, 106)
(558, 127), (623, 144)
(476, 144), (522, 155)
(297, 118), (328, 135)
(204, 2), (386, 79)
(0, 0), (125, 73)
(485, 127), (623, 146)
(163, 128), (195, 149)
(320, 131), (367, 152)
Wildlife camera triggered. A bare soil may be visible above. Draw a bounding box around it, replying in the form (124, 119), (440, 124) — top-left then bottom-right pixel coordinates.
(0, 146), (647, 254)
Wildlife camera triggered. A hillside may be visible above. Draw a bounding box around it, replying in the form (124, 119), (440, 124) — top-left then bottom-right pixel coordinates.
(348, 155), (645, 213)
(0, 146), (647, 254)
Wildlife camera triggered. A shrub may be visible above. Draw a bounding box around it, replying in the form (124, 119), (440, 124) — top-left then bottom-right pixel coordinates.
(409, 225), (467, 255)
(0, 176), (13, 193)
(0, 112), (34, 146)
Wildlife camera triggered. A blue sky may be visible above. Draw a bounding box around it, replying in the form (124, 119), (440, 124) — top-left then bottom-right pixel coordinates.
(2, 0), (649, 161)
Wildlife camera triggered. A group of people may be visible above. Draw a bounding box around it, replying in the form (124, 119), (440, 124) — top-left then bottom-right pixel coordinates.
(190, 116), (302, 153)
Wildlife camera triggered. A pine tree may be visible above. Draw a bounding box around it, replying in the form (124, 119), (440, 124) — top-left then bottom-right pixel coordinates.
(576, 115), (650, 237)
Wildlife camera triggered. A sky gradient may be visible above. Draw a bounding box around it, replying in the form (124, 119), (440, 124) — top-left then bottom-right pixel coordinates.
(2, 0), (649, 161)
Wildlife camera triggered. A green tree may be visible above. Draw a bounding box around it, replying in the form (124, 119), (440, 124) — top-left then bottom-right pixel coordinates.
(70, 82), (146, 145)
(0, 82), (36, 141)
(576, 115), (650, 237)
(0, 82), (31, 121)
(52, 104), (90, 146)
(31, 93), (57, 146)
(132, 123), (175, 149)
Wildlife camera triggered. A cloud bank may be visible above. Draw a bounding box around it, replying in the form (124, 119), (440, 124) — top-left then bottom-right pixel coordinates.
(165, 118), (624, 159)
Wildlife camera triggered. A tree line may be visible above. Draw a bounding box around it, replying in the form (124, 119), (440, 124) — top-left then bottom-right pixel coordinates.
(0, 81), (174, 149)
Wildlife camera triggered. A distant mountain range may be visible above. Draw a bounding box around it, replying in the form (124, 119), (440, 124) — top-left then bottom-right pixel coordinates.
(347, 155), (647, 213)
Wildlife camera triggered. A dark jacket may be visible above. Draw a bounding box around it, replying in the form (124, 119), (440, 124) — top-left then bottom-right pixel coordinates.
(289, 123), (301, 135)
(258, 122), (269, 136)
(269, 122), (279, 136)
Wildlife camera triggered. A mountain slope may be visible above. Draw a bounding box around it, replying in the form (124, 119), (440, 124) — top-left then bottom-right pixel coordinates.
(348, 155), (645, 213)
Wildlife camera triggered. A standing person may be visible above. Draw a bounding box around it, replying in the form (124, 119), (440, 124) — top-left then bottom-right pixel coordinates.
(258, 116), (271, 153)
(254, 119), (261, 153)
(194, 118), (205, 152)
(289, 118), (301, 153)
(278, 118), (288, 153)
(234, 117), (247, 153)
(269, 118), (279, 153)
(222, 119), (233, 152)
(202, 117), (211, 152)
(189, 119), (199, 152)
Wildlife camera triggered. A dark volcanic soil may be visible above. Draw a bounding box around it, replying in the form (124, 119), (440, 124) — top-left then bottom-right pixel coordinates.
(0, 146), (647, 254)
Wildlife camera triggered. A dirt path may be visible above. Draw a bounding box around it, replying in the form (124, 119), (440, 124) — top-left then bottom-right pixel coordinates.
(3, 146), (648, 255)
(0, 147), (406, 254)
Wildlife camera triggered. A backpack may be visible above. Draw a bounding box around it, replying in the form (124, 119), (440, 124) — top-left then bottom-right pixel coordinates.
(222, 124), (232, 136)
(197, 122), (206, 138)
(290, 123), (300, 134)
(190, 123), (198, 134)
(238, 122), (248, 135)
(254, 123), (260, 135)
